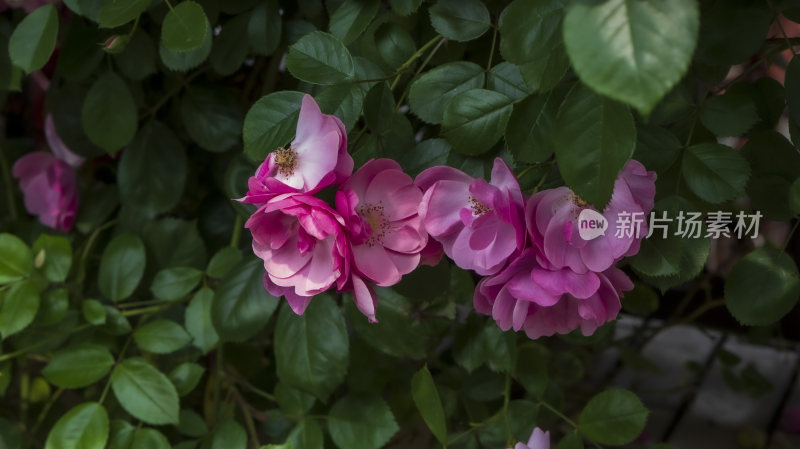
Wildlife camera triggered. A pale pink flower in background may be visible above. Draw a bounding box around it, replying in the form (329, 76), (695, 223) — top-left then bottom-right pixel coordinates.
(527, 159), (656, 274)
(12, 152), (79, 231)
(246, 194), (350, 315)
(241, 94), (353, 204)
(336, 159), (427, 322)
(45, 114), (84, 167)
(416, 158), (525, 276)
(474, 248), (632, 339)
(510, 428), (550, 449)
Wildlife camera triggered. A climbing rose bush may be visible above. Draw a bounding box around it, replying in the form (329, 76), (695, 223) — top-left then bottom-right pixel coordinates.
(0, 1), (798, 449)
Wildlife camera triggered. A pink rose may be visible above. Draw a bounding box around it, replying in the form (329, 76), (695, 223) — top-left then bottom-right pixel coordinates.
(12, 152), (79, 232)
(527, 159), (656, 274)
(335, 159), (428, 321)
(45, 114), (84, 168)
(246, 194), (350, 315)
(510, 428), (550, 449)
(474, 248), (633, 339)
(241, 94), (353, 204)
(416, 158), (525, 276)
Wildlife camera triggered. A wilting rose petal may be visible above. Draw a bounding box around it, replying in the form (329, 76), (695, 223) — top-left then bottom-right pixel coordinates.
(417, 158), (525, 276)
(12, 152), (79, 231)
(45, 114), (85, 168)
(241, 94), (353, 204)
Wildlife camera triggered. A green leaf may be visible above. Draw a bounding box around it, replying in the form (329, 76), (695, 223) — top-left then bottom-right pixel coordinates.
(118, 121), (187, 216)
(400, 138), (451, 177)
(44, 403), (108, 449)
(32, 235), (72, 283)
(169, 362), (204, 396)
(316, 82), (365, 132)
(181, 86), (244, 153)
(578, 389), (648, 446)
(206, 247), (243, 279)
(505, 90), (561, 163)
(442, 88), (513, 156)
(390, 0), (422, 15)
(681, 143), (750, 204)
(130, 428), (170, 449)
(477, 400), (539, 448)
(453, 317), (516, 373)
(554, 84), (636, 208)
(111, 357), (180, 425)
(787, 57), (800, 129)
(498, 0), (567, 93)
(429, 0), (489, 42)
(134, 320), (192, 354)
(210, 13), (250, 76)
(0, 418), (21, 449)
(275, 296), (349, 400)
(562, 0), (699, 115)
(159, 17), (212, 72)
(57, 17), (103, 81)
(286, 420), (322, 449)
(725, 247), (800, 326)
(9, 4), (59, 73)
(150, 267), (202, 301)
(82, 299), (107, 325)
(81, 72), (137, 154)
(699, 85), (759, 137)
(286, 31), (354, 84)
(212, 259), (277, 342)
(408, 61), (485, 124)
(98, 0), (150, 28)
(621, 282), (659, 316)
(107, 420), (135, 449)
(364, 82), (395, 135)
(185, 287), (219, 353)
(275, 382), (316, 415)
(487, 62), (532, 101)
(98, 232), (146, 303)
(0, 280), (39, 339)
(328, 393), (399, 449)
(345, 288), (433, 359)
(161, 1), (209, 51)
(790, 178), (800, 215)
(411, 366), (447, 445)
(211, 417), (247, 449)
(515, 343), (549, 398)
(248, 0), (281, 55)
(374, 22), (415, 69)
(36, 288), (69, 326)
(114, 30), (157, 81)
(633, 124), (681, 173)
(0, 233), (33, 283)
(499, 0), (563, 64)
(243, 90), (305, 161)
(557, 432), (585, 449)
(178, 409), (208, 437)
(142, 218), (207, 270)
(42, 344), (114, 388)
(329, 0), (380, 45)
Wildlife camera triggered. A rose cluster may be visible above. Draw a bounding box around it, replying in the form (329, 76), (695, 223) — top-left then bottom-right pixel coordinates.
(244, 95), (656, 338)
(241, 95), (431, 322)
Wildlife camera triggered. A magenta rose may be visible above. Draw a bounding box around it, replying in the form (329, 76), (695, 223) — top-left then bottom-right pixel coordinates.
(241, 94), (353, 204)
(12, 152), (79, 232)
(474, 248), (633, 339)
(335, 159), (428, 321)
(416, 157), (525, 276)
(246, 194), (350, 315)
(527, 159), (656, 274)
